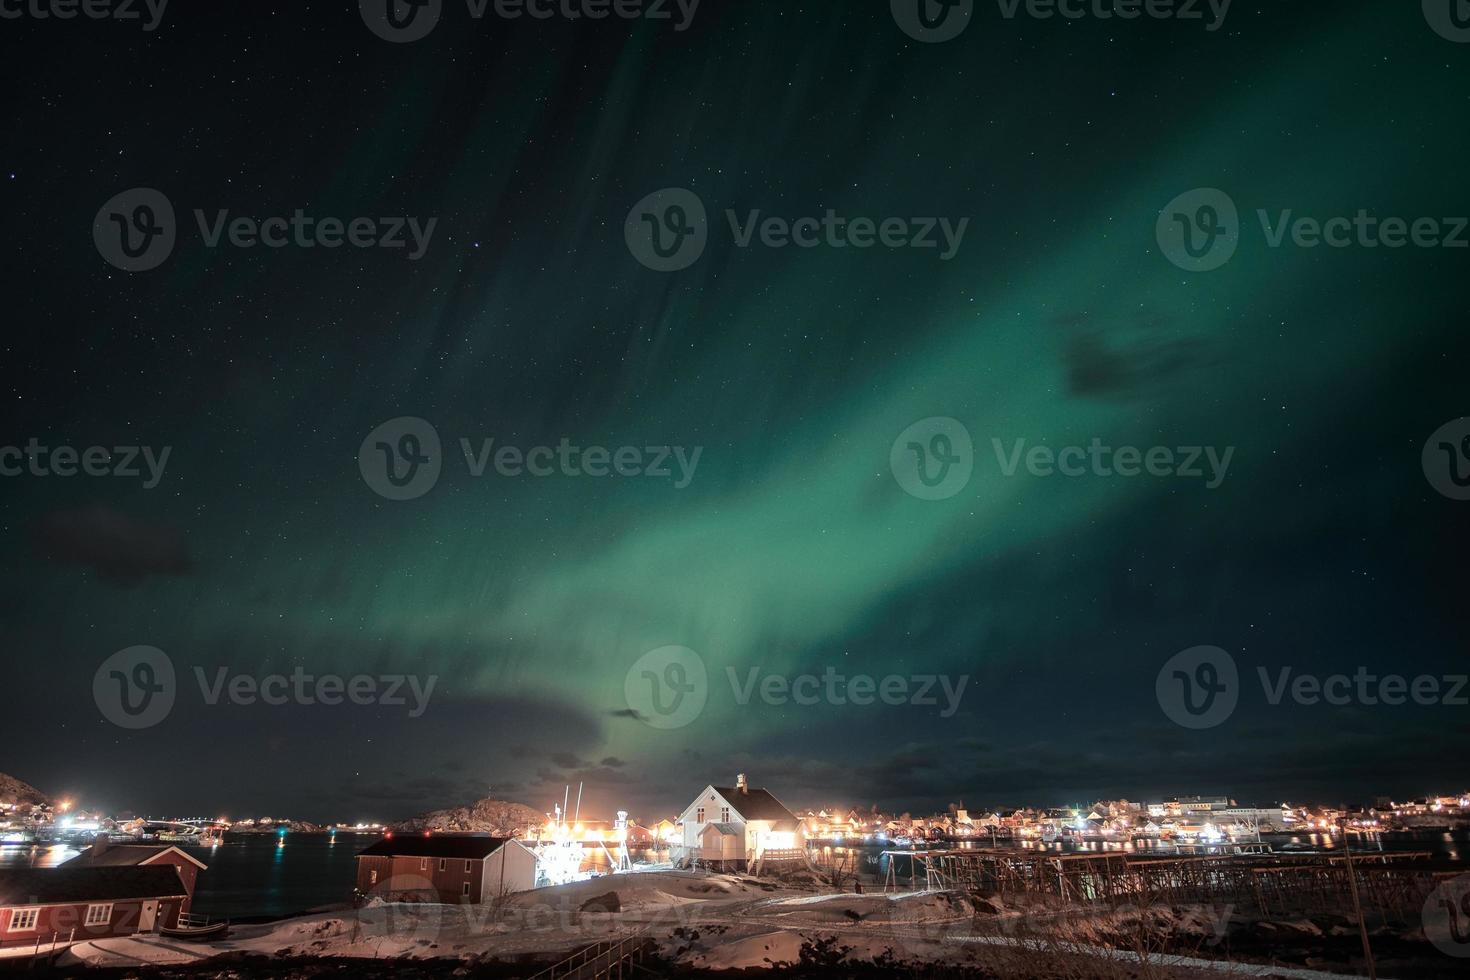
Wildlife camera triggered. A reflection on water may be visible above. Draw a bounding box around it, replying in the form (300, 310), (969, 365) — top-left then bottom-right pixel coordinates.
(0, 843), (82, 868)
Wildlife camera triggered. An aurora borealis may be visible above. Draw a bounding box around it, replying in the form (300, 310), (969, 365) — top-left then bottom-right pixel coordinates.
(2, 1), (1468, 821)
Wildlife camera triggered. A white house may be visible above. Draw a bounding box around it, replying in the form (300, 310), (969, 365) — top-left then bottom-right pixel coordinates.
(677, 775), (803, 871)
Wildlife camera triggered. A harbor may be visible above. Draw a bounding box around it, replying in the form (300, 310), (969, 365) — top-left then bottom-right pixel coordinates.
(4, 776), (1470, 978)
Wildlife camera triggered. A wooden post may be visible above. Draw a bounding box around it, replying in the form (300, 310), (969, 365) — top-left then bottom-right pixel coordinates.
(1338, 820), (1377, 980)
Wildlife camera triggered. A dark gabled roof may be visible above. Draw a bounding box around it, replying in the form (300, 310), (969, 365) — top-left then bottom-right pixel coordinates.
(0, 866), (188, 907)
(356, 834), (511, 860)
(64, 845), (208, 871)
(712, 787), (798, 823)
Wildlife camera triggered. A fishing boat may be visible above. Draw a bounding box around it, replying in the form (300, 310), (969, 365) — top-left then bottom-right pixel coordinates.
(157, 829), (201, 842)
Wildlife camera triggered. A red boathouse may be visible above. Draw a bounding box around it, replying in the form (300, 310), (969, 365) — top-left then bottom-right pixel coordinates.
(0, 866), (192, 949)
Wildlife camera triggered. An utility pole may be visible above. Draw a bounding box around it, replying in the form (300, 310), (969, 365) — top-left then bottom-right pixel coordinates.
(1339, 818), (1377, 980)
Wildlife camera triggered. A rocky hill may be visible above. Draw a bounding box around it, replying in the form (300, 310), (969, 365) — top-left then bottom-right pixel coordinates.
(390, 798), (545, 835)
(232, 819), (327, 834)
(0, 772), (49, 807)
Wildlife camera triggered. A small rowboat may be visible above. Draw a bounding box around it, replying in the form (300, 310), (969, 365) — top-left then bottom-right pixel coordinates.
(159, 920), (229, 941)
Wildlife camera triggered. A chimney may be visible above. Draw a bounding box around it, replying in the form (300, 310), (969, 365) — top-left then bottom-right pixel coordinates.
(736, 774), (748, 794)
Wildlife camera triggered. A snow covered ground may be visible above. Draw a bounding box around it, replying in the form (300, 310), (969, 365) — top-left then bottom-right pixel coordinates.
(55, 870), (1394, 978)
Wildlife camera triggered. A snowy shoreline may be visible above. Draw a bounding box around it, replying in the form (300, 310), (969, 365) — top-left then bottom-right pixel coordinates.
(37, 871), (1446, 979)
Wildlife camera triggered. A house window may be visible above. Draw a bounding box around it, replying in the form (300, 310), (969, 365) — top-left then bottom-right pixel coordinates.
(461, 882), (471, 897)
(420, 858), (428, 871)
(369, 870), (379, 885)
(85, 904), (113, 927)
(721, 807), (730, 822)
(696, 807), (705, 823)
(465, 860), (473, 873)
(7, 909), (39, 931)
(438, 859), (447, 872)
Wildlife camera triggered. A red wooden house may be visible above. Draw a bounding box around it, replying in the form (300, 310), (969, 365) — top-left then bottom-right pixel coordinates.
(0, 866), (191, 949)
(355, 834), (537, 904)
(62, 842), (207, 916)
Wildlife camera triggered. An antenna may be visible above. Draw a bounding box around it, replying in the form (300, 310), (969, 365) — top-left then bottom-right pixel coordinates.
(574, 782), (584, 824)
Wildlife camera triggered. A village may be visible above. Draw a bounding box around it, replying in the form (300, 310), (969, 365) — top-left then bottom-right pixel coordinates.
(2, 774), (1469, 976)
(5, 781), (1469, 855)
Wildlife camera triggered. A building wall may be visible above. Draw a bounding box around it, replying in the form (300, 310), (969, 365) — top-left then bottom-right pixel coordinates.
(478, 843), (537, 900)
(680, 786), (741, 849)
(356, 853), (486, 904)
(356, 846), (536, 905)
(141, 854), (199, 914)
(0, 897), (184, 948)
(697, 825), (742, 863)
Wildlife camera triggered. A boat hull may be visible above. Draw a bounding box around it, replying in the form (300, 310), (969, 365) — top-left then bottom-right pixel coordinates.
(158, 923), (229, 941)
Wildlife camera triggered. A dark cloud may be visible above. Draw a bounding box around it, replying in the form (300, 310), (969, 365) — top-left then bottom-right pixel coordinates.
(535, 765), (635, 788)
(32, 505), (192, 587)
(338, 775), (484, 808)
(1057, 314), (1216, 399)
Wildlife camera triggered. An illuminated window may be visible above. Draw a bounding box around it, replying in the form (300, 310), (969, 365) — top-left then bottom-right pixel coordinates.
(8, 909), (39, 931)
(85, 904), (113, 927)
(369, 870), (378, 885)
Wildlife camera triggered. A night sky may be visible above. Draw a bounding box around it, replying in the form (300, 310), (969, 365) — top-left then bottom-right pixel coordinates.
(2, 1), (1468, 824)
